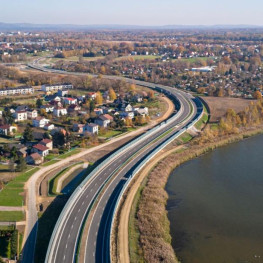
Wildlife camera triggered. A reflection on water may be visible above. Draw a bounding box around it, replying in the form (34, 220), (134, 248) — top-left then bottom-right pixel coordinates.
(166, 135), (263, 263)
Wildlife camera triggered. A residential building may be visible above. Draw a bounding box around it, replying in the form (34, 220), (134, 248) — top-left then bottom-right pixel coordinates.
(83, 123), (99, 134)
(0, 125), (17, 135)
(44, 123), (55, 131)
(26, 153), (44, 165)
(53, 107), (67, 117)
(120, 111), (134, 119)
(73, 123), (85, 133)
(41, 83), (73, 92)
(95, 114), (113, 128)
(13, 111), (27, 122)
(94, 108), (103, 115)
(121, 103), (133, 112)
(32, 144), (49, 157)
(68, 104), (81, 113)
(63, 97), (77, 105)
(40, 105), (54, 113)
(39, 139), (53, 150)
(57, 89), (69, 97)
(32, 117), (50, 128)
(27, 109), (38, 119)
(134, 107), (149, 116)
(0, 86), (34, 96)
(87, 92), (97, 100)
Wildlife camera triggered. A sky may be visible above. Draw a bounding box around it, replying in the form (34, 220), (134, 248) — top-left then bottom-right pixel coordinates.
(1, 0), (263, 26)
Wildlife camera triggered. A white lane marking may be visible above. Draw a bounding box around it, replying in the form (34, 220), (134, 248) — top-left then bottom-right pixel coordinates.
(74, 216), (77, 221)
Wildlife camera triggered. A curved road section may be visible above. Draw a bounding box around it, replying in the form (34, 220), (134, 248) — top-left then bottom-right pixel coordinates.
(26, 63), (200, 263)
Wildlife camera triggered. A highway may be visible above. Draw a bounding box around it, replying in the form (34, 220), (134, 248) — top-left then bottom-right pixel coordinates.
(26, 62), (201, 263)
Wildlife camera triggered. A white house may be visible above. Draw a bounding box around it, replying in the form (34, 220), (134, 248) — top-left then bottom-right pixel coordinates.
(63, 97), (77, 105)
(27, 109), (38, 119)
(0, 86), (34, 96)
(121, 103), (133, 112)
(120, 111), (134, 119)
(83, 123), (99, 134)
(13, 111), (27, 122)
(44, 123), (55, 131)
(32, 117), (50, 128)
(40, 105), (54, 113)
(0, 125), (17, 136)
(53, 107), (67, 117)
(134, 107), (149, 116)
(41, 83), (73, 92)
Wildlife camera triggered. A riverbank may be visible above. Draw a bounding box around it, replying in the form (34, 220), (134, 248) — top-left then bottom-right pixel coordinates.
(128, 125), (263, 263)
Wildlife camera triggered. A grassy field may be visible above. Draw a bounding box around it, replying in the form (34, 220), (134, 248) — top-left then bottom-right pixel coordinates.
(0, 137), (17, 144)
(99, 130), (122, 139)
(178, 133), (193, 143)
(42, 160), (60, 167)
(195, 111), (209, 130)
(172, 56), (215, 63)
(0, 211), (24, 222)
(0, 168), (39, 207)
(58, 149), (81, 159)
(115, 55), (160, 61)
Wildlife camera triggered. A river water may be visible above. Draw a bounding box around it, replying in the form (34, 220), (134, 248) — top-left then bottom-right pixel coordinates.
(166, 135), (263, 263)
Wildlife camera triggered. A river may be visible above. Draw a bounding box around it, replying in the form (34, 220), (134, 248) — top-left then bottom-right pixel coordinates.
(166, 134), (263, 263)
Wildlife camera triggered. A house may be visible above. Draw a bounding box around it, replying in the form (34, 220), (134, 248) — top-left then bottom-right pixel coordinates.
(39, 139), (53, 150)
(16, 105), (29, 112)
(45, 95), (61, 102)
(77, 96), (85, 103)
(53, 107), (67, 117)
(57, 89), (69, 97)
(121, 103), (133, 112)
(94, 108), (103, 115)
(134, 107), (149, 116)
(63, 97), (77, 105)
(68, 104), (81, 113)
(41, 83), (73, 92)
(44, 123), (55, 131)
(40, 105), (54, 113)
(83, 123), (99, 134)
(32, 144), (49, 156)
(132, 94), (143, 103)
(120, 111), (134, 119)
(32, 117), (50, 128)
(26, 153), (44, 165)
(95, 114), (113, 128)
(73, 123), (85, 133)
(27, 109), (38, 119)
(87, 92), (97, 100)
(17, 148), (27, 158)
(13, 111), (27, 122)
(0, 86), (34, 96)
(49, 100), (63, 107)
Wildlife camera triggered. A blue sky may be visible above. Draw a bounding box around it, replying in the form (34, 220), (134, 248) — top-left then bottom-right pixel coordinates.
(2, 0), (263, 25)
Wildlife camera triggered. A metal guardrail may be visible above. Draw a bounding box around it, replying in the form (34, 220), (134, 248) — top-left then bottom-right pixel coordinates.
(109, 100), (204, 263)
(45, 86), (186, 263)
